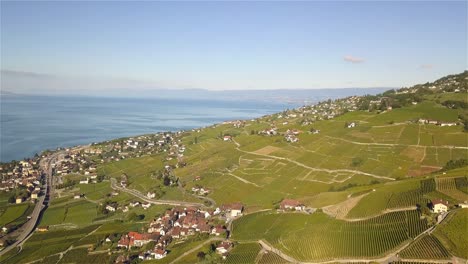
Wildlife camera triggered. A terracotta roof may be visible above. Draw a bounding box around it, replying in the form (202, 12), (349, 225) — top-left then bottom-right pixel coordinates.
(432, 199), (449, 206)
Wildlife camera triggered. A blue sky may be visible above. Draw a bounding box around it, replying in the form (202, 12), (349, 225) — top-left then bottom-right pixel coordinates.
(1, 1), (466, 94)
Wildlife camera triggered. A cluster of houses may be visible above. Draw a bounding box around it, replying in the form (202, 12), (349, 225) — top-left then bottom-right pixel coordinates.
(284, 129), (300, 143)
(0, 160), (44, 203)
(417, 118), (458, 127)
(115, 204), (243, 261)
(279, 199), (306, 211)
(223, 120), (245, 128)
(191, 186), (210, 196)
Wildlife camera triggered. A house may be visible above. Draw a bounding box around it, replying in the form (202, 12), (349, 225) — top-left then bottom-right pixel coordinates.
(106, 205), (117, 212)
(79, 178), (89, 184)
(431, 199), (449, 213)
(211, 225), (225, 236)
(223, 135), (232, 141)
(117, 236), (131, 249)
(31, 190), (39, 199)
(221, 202), (244, 217)
(216, 241), (232, 254)
(280, 199), (305, 211)
(73, 194), (81, 199)
(458, 203), (468, 208)
(347, 122), (356, 128)
(147, 192), (156, 199)
(151, 248), (167, 259)
(438, 122), (458, 127)
(142, 203), (151, 210)
(16, 197), (23, 204)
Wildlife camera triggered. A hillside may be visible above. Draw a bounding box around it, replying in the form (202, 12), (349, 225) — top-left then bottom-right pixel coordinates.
(1, 71), (467, 264)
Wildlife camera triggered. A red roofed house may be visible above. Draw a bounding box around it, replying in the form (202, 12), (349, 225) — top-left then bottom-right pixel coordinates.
(280, 199), (305, 211)
(151, 248), (167, 259)
(216, 241), (232, 256)
(431, 199), (449, 213)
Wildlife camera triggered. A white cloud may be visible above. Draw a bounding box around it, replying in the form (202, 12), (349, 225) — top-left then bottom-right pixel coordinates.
(343, 55), (365, 64)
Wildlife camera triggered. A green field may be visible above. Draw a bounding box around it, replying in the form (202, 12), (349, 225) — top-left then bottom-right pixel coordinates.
(232, 210), (428, 261)
(0, 203), (31, 226)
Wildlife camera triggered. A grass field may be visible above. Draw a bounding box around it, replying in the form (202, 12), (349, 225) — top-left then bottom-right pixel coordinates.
(232, 210), (427, 261)
(0, 203), (31, 226)
(0, 225), (100, 264)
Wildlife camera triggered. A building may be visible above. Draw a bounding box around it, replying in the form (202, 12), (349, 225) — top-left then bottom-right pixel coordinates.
(280, 199), (305, 211)
(221, 202), (244, 217)
(16, 197), (23, 204)
(431, 199), (449, 213)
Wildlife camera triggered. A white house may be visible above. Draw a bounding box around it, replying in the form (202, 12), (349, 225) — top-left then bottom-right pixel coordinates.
(432, 199), (449, 213)
(151, 249), (167, 259)
(106, 205), (116, 212)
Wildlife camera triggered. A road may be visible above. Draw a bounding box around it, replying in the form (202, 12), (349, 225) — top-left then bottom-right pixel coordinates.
(110, 178), (205, 208)
(0, 151), (62, 257)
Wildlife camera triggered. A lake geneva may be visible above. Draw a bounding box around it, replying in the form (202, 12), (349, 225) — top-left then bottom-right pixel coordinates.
(0, 95), (296, 162)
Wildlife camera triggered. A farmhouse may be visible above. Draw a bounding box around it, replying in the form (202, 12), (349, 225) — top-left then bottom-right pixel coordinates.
(280, 199), (305, 211)
(106, 205), (117, 212)
(151, 248), (167, 259)
(221, 202), (244, 217)
(431, 199), (449, 213)
(216, 241), (232, 255)
(438, 122), (458, 127)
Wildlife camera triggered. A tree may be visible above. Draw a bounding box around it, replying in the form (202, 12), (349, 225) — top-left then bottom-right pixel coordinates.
(163, 176), (171, 186)
(197, 251), (206, 261)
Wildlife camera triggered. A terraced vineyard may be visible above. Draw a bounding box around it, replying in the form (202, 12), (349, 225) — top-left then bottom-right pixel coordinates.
(233, 210), (428, 261)
(258, 252), (290, 264)
(225, 243), (262, 264)
(436, 177), (468, 201)
(454, 177), (468, 193)
(399, 234), (451, 260)
(420, 178), (436, 193)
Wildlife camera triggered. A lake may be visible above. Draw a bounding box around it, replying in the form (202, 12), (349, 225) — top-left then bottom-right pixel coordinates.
(0, 95), (296, 162)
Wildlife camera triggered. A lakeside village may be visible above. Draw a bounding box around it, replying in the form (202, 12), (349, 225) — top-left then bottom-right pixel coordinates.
(2, 71), (466, 196)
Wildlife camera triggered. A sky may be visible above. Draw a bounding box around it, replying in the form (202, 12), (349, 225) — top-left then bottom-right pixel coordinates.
(1, 1), (467, 95)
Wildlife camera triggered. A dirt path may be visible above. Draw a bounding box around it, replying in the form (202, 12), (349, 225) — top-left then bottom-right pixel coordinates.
(325, 135), (468, 150)
(232, 139), (394, 183)
(228, 173), (262, 187)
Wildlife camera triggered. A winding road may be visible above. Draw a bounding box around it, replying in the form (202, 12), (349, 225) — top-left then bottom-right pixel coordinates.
(109, 178), (206, 208)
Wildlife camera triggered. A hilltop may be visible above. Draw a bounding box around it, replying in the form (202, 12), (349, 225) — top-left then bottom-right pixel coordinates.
(0, 71), (467, 264)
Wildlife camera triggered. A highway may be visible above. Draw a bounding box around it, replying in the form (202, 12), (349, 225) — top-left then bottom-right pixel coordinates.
(0, 151), (61, 257)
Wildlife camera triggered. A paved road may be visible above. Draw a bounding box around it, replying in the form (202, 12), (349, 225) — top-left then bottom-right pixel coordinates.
(110, 178), (205, 208)
(0, 151), (61, 257)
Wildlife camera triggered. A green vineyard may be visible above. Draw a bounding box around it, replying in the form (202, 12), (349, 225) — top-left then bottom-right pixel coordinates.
(225, 243), (262, 264)
(454, 177), (468, 194)
(399, 234), (451, 260)
(420, 178), (436, 193)
(258, 252), (290, 264)
(233, 211), (428, 261)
